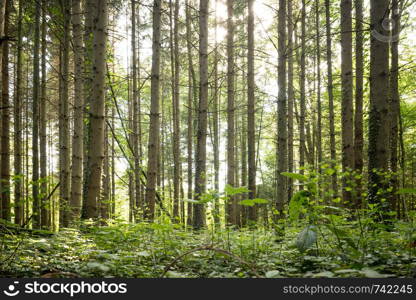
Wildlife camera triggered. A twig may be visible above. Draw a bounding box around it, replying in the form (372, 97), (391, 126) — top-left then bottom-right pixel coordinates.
(160, 244), (261, 278)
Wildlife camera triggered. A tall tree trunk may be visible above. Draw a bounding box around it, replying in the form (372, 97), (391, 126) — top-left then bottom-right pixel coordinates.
(14, 0), (23, 225)
(325, 0), (338, 194)
(315, 0), (322, 170)
(172, 0), (181, 221)
(144, 0), (161, 221)
(70, 0), (84, 223)
(287, 0), (294, 201)
(59, 0), (71, 227)
(340, 0), (354, 204)
(32, 0), (41, 227)
(85, 0), (108, 219)
(193, 0), (209, 229)
(299, 0), (306, 176)
(213, 0), (220, 227)
(247, 0), (257, 222)
(368, 0), (390, 205)
(185, 0), (194, 227)
(354, 0), (364, 208)
(276, 0), (287, 217)
(226, 0), (236, 225)
(82, 0), (94, 219)
(40, 0), (48, 227)
(389, 0), (400, 212)
(131, 0), (140, 220)
(101, 106), (110, 221)
(0, 0), (10, 221)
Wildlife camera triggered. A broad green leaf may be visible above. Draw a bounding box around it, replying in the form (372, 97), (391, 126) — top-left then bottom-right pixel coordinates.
(296, 225), (317, 252)
(397, 188), (416, 194)
(265, 270), (281, 278)
(281, 172), (308, 182)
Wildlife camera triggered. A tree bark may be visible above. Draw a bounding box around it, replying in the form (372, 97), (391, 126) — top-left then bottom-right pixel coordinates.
(354, 0), (364, 208)
(70, 0), (84, 223)
(32, 0), (41, 227)
(287, 0), (294, 201)
(276, 0), (287, 216)
(193, 0), (209, 229)
(226, 0), (236, 225)
(85, 0), (108, 219)
(325, 0), (338, 195)
(368, 0), (390, 205)
(14, 0), (23, 225)
(247, 0), (257, 222)
(144, 0), (161, 221)
(1, 0), (10, 221)
(40, 0), (48, 227)
(340, 0), (354, 204)
(59, 0), (71, 227)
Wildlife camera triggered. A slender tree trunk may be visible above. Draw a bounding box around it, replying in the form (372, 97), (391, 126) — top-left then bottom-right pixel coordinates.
(0, 0), (10, 221)
(32, 0), (41, 227)
(315, 0), (322, 170)
(213, 0), (220, 227)
(389, 0), (400, 212)
(247, 0), (257, 222)
(14, 0), (23, 225)
(287, 0), (294, 201)
(172, 0), (181, 221)
(101, 107), (110, 221)
(85, 0), (108, 219)
(276, 0), (287, 217)
(185, 0), (194, 227)
(325, 0), (338, 194)
(354, 0), (364, 208)
(341, 0), (354, 204)
(144, 0), (161, 221)
(226, 0), (236, 225)
(368, 0), (390, 205)
(299, 0), (306, 176)
(40, 0), (48, 227)
(70, 0), (84, 223)
(59, 0), (71, 227)
(193, 0), (209, 229)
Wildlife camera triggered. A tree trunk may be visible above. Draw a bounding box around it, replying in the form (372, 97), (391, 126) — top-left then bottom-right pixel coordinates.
(287, 0), (294, 201)
(340, 0), (354, 204)
(70, 0), (84, 223)
(325, 0), (338, 195)
(172, 0), (181, 221)
(213, 0), (220, 227)
(85, 0), (108, 219)
(389, 0), (400, 212)
(13, 0), (23, 225)
(226, 0), (236, 225)
(368, 0), (390, 205)
(32, 0), (41, 228)
(276, 0), (287, 217)
(315, 0), (322, 170)
(1, 0), (10, 221)
(193, 0), (209, 229)
(247, 0), (257, 222)
(59, 0), (71, 227)
(299, 0), (306, 176)
(185, 0), (194, 227)
(144, 0), (161, 221)
(40, 0), (48, 227)
(354, 0), (364, 208)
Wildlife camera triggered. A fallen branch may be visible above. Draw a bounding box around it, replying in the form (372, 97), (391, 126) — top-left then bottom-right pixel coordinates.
(160, 244), (261, 278)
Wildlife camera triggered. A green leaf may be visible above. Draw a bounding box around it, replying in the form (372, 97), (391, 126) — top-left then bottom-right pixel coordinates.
(281, 172), (308, 182)
(296, 225), (317, 252)
(239, 199), (255, 206)
(288, 190), (310, 221)
(265, 270), (282, 278)
(397, 188), (416, 195)
(224, 185), (250, 196)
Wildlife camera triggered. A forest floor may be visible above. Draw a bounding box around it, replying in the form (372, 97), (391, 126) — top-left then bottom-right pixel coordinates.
(0, 220), (415, 278)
